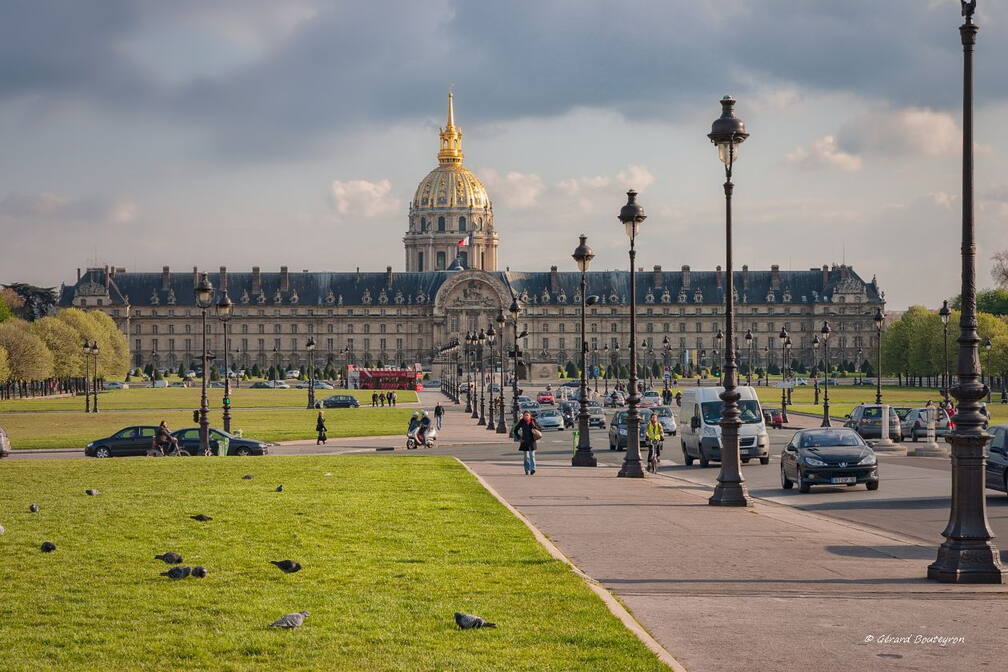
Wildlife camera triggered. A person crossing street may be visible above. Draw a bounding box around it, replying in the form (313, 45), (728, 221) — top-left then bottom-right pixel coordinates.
(434, 402), (444, 430)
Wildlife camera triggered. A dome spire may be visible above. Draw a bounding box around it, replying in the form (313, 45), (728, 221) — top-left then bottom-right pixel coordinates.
(438, 90), (464, 165)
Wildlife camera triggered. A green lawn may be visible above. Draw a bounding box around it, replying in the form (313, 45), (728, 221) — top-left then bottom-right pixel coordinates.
(0, 387), (417, 413)
(0, 408), (415, 450)
(0, 456), (665, 672)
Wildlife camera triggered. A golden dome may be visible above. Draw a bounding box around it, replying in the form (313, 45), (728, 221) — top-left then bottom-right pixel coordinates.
(411, 92), (491, 211)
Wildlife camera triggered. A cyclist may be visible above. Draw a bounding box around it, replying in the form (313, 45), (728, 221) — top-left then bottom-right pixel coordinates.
(153, 420), (179, 455)
(645, 413), (664, 472)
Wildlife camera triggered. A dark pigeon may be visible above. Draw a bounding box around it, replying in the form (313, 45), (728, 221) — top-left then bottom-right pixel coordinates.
(192, 566), (209, 578)
(455, 612), (496, 629)
(85, 489), (101, 496)
(161, 566), (192, 580)
(154, 552), (183, 564)
(276, 485), (284, 492)
(29, 504), (39, 513)
(190, 514), (212, 522)
(242, 474), (254, 480)
(269, 611), (309, 629)
(270, 560), (302, 573)
(40, 541), (56, 553)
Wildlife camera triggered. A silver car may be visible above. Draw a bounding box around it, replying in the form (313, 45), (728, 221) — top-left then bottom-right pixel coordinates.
(651, 406), (678, 436)
(586, 401), (606, 428)
(533, 408), (565, 431)
(900, 407), (952, 441)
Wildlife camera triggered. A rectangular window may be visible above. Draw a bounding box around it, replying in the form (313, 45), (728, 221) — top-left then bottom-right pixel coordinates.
(152, 325), (159, 335)
(364, 324), (370, 334)
(347, 338), (354, 351)
(274, 338), (281, 350)
(418, 252), (424, 272)
(258, 324), (264, 334)
(241, 338), (248, 351)
(559, 337), (566, 350)
(185, 338), (192, 351)
(152, 338), (158, 351)
(364, 338), (370, 351)
(542, 338), (549, 351)
(292, 324), (299, 334)
(417, 338), (423, 351)
(327, 324), (334, 333)
(135, 338), (141, 353)
(168, 339), (175, 351)
(291, 338), (297, 351)
(436, 251), (446, 270)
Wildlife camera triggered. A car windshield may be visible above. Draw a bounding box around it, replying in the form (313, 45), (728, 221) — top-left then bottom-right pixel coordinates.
(701, 401), (762, 424)
(860, 406), (899, 420)
(894, 407), (913, 420)
(539, 409), (560, 418)
(614, 410), (651, 425)
(799, 430), (864, 448)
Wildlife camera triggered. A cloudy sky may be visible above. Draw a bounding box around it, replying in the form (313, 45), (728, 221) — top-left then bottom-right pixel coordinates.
(1, 0), (1007, 310)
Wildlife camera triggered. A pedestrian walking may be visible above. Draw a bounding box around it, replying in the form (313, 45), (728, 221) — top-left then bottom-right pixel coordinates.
(512, 410), (542, 475)
(315, 411), (328, 445)
(434, 402), (444, 430)
(379, 393), (385, 407)
(386, 391), (393, 407)
(391, 391), (397, 407)
(372, 392), (378, 407)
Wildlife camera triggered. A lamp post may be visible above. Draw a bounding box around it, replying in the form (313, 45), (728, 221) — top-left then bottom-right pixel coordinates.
(983, 337), (992, 403)
(778, 327), (789, 424)
(486, 323), (496, 431)
(856, 347), (863, 385)
(573, 233), (597, 467)
(940, 300), (951, 399)
(928, 0), (1006, 584)
(593, 343), (600, 394)
(216, 290), (234, 432)
(813, 335), (821, 406)
(496, 310), (508, 433)
(306, 336), (317, 409)
(874, 307), (885, 405)
(820, 322), (832, 427)
(715, 328), (724, 385)
(707, 94), (750, 506)
(614, 343), (622, 391)
(82, 340), (91, 413)
(785, 336), (793, 406)
(617, 189), (646, 479)
(467, 332), (476, 417)
(90, 341), (100, 412)
(477, 328), (487, 425)
(603, 344), (610, 394)
(744, 328), (753, 386)
(194, 273), (214, 456)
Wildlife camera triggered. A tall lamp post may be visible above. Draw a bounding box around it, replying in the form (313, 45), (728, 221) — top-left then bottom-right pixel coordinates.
(496, 310), (508, 433)
(785, 336), (793, 406)
(707, 94), (750, 506)
(820, 322), (832, 427)
(216, 290), (233, 432)
(778, 327), (789, 424)
(593, 343), (600, 393)
(617, 189), (646, 478)
(82, 340), (91, 413)
(856, 347), (863, 385)
(466, 331), (476, 417)
(813, 334), (821, 406)
(982, 337), (992, 403)
(940, 300), (952, 399)
(509, 298), (525, 427)
(744, 329), (753, 386)
(194, 273), (214, 456)
(662, 335), (671, 385)
(874, 307), (885, 405)
(603, 344), (610, 394)
(90, 341), (100, 412)
(477, 328), (487, 425)
(306, 336), (317, 409)
(715, 328), (724, 385)
(614, 343), (622, 391)
(573, 233), (597, 467)
(485, 324), (496, 431)
(928, 0), (1006, 584)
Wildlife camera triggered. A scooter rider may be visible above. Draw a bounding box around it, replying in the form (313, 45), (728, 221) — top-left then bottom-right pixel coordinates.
(407, 411), (420, 437)
(418, 410), (432, 444)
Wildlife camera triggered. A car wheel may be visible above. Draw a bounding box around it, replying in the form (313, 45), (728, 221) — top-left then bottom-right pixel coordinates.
(94, 446), (112, 458)
(780, 466), (793, 489)
(699, 450), (709, 468)
(866, 480), (879, 491)
(759, 456), (770, 465)
(236, 447), (251, 456)
(798, 470), (811, 493)
(741, 458), (750, 464)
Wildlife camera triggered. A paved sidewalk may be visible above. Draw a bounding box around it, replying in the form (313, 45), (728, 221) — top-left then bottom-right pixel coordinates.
(461, 455), (1007, 672)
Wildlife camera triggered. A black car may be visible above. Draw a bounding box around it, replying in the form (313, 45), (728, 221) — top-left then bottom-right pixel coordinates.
(321, 394), (360, 409)
(780, 428), (879, 493)
(171, 427), (270, 456)
(986, 424), (1008, 494)
(86, 426), (160, 457)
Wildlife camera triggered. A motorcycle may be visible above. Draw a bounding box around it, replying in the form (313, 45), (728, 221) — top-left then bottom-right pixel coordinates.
(406, 424), (438, 450)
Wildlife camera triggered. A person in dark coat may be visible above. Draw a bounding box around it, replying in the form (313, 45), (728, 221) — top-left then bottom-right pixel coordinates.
(512, 410), (542, 475)
(434, 402), (444, 430)
(316, 411), (328, 445)
(372, 392), (378, 407)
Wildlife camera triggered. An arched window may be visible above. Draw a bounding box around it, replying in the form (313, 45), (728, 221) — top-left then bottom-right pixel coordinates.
(436, 251), (446, 270)
(459, 216), (466, 232)
(420, 216), (426, 232)
(438, 216), (446, 232)
(458, 251), (468, 268)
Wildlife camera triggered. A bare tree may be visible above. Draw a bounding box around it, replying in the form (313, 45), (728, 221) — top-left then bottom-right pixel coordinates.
(992, 250), (1008, 288)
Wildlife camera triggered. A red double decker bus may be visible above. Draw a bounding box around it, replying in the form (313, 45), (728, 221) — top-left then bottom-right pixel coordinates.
(347, 366), (422, 391)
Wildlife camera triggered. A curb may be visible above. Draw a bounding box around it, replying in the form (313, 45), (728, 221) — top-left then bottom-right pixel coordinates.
(455, 457), (687, 672)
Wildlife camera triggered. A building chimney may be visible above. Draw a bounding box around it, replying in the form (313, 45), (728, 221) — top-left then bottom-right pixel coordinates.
(771, 264), (781, 290)
(104, 265), (111, 291)
(653, 265), (663, 288)
(161, 266), (170, 290)
(193, 266), (199, 288)
(219, 266), (228, 292)
(252, 266), (261, 294)
(77, 268), (82, 283)
(550, 265), (560, 293)
(742, 264), (749, 291)
(822, 264), (829, 287)
(386, 265), (393, 288)
(716, 265), (723, 288)
(681, 265), (691, 289)
(280, 266), (289, 292)
(840, 264), (850, 281)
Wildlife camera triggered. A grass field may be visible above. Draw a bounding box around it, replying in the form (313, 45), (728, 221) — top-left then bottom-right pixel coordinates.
(0, 456), (664, 672)
(0, 387), (417, 413)
(0, 407), (415, 450)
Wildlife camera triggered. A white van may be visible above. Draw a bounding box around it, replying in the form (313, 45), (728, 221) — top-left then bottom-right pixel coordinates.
(678, 386), (770, 467)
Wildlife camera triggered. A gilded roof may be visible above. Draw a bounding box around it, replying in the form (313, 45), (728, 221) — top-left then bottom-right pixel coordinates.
(412, 164), (490, 210)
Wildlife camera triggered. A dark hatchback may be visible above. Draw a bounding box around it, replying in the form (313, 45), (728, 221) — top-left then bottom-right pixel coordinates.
(86, 426), (160, 457)
(321, 394), (360, 409)
(172, 427), (270, 456)
(986, 424), (1008, 494)
(780, 428), (879, 493)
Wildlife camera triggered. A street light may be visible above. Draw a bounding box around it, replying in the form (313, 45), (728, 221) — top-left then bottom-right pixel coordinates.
(306, 336), (317, 409)
(90, 341), (100, 412)
(763, 345), (769, 386)
(496, 310), (508, 433)
(785, 335), (793, 406)
(856, 347), (863, 385)
(593, 343), (600, 393)
(467, 331), (476, 417)
(216, 290), (234, 432)
(509, 298), (523, 426)
(614, 342), (621, 391)
(572, 233), (597, 467)
(715, 328), (724, 386)
(813, 334), (821, 406)
(940, 299), (951, 399)
(477, 328), (487, 426)
(983, 337), (993, 403)
(617, 189), (646, 479)
(485, 323), (496, 432)
(194, 272), (214, 456)
(874, 307), (885, 405)
(662, 335), (671, 387)
(603, 344), (610, 394)
(778, 327), (789, 424)
(707, 94), (750, 507)
(744, 329), (753, 386)
(820, 322), (832, 427)
(82, 340), (91, 413)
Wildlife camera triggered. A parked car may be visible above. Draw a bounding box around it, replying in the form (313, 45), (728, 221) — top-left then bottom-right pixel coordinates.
(780, 428), (879, 493)
(651, 405), (678, 436)
(640, 391), (661, 407)
(151, 379), (169, 388)
(106, 381), (129, 390)
(532, 408), (565, 431)
(518, 401), (541, 413)
(516, 395), (533, 406)
(0, 426), (11, 458)
(171, 427), (271, 456)
(605, 390), (627, 408)
(678, 385), (770, 466)
(898, 407), (952, 441)
(608, 409), (650, 450)
(985, 424), (1008, 494)
(250, 381), (273, 389)
(284, 370), (301, 379)
(271, 380), (291, 389)
(843, 404), (903, 442)
(763, 408), (784, 429)
(168, 381), (187, 388)
(585, 400), (606, 428)
(85, 426), (160, 457)
(537, 390), (556, 405)
(322, 394), (361, 409)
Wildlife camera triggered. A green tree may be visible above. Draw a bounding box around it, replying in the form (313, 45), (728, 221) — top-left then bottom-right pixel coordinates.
(0, 345), (10, 382)
(89, 310), (129, 378)
(564, 360), (578, 379)
(952, 289), (1008, 316)
(28, 316), (84, 378)
(0, 293), (12, 322)
(0, 320), (54, 380)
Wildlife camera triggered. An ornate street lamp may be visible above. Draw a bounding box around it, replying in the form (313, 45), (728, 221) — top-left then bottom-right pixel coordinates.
(983, 337), (993, 403)
(572, 233), (597, 467)
(82, 340), (91, 413)
(306, 336), (317, 409)
(785, 336), (793, 406)
(940, 299), (952, 399)
(856, 347), (864, 385)
(466, 331), (476, 417)
(603, 343), (610, 394)
(928, 0), (1006, 584)
(194, 272), (214, 456)
(509, 298), (523, 426)
(496, 310), (508, 433)
(477, 328), (487, 425)
(707, 95), (750, 506)
(820, 322), (833, 427)
(744, 328), (753, 386)
(715, 328), (724, 385)
(778, 327), (789, 424)
(874, 307), (885, 405)
(614, 342), (622, 391)
(485, 323), (496, 431)
(593, 343), (600, 393)
(90, 341), (100, 412)
(813, 334), (821, 406)
(216, 290), (234, 432)
(617, 189), (646, 478)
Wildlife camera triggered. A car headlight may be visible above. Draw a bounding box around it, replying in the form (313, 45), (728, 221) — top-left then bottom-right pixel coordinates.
(86, 442), (94, 449)
(858, 453), (877, 466)
(802, 456), (827, 467)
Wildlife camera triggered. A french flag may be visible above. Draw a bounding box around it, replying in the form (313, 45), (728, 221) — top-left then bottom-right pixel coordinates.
(457, 233), (474, 247)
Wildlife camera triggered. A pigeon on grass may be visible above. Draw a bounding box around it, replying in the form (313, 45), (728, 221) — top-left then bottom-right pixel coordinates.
(29, 504), (39, 513)
(85, 489), (101, 496)
(154, 552), (183, 564)
(40, 541), (57, 553)
(192, 566), (209, 578)
(454, 612), (496, 629)
(270, 560), (302, 573)
(242, 474), (254, 480)
(161, 566), (192, 580)
(269, 611), (309, 629)
(275, 485), (284, 492)
(190, 514), (213, 522)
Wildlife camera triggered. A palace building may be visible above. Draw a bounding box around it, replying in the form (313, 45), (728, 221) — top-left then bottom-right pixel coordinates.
(58, 95), (885, 380)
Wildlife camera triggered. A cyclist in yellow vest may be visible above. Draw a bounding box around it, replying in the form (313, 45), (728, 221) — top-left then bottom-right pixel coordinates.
(645, 413), (664, 471)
